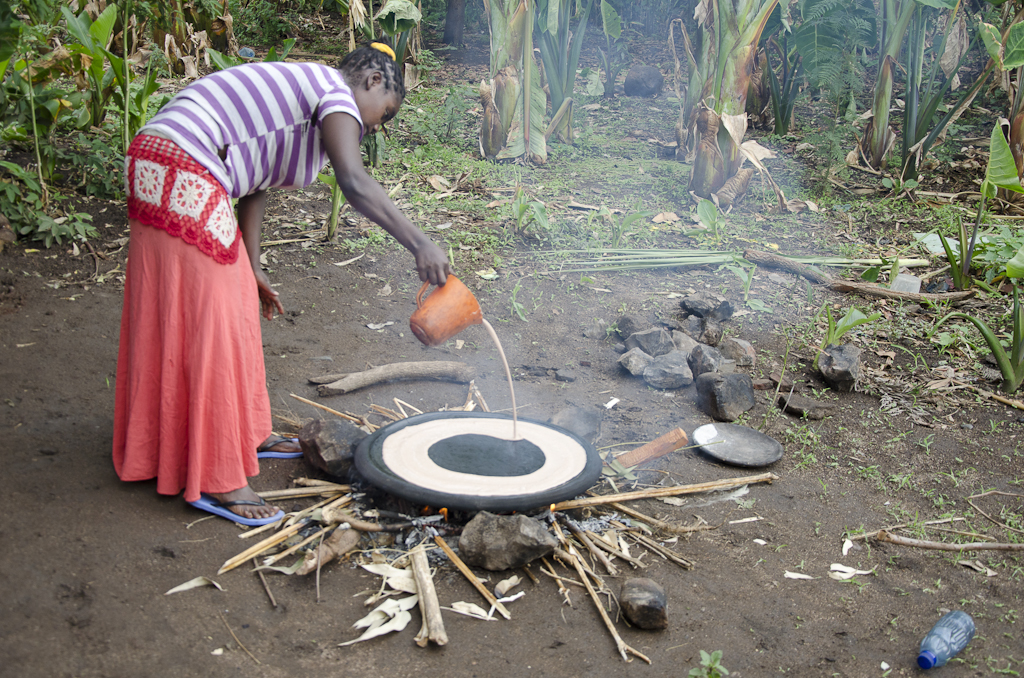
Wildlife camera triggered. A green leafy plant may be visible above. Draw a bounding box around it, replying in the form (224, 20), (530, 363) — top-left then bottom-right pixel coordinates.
(689, 649), (729, 678)
(696, 198), (726, 243)
(534, 0), (592, 142)
(815, 305), (881, 369)
(764, 33), (803, 135)
(930, 286), (1024, 393)
(597, 0), (626, 97)
(60, 3), (119, 129)
(0, 161), (96, 247)
(316, 170), (348, 240)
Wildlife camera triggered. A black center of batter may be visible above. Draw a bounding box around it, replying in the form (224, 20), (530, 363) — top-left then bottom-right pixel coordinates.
(427, 434), (545, 476)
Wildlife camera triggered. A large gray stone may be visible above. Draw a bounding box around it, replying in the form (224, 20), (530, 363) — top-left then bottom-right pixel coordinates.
(777, 392), (834, 420)
(819, 344), (861, 392)
(679, 292), (720, 318)
(615, 315), (644, 340)
(643, 351), (693, 389)
(582, 318), (609, 339)
(695, 372), (756, 421)
(623, 65), (664, 97)
(458, 512), (557, 571)
(618, 347), (654, 376)
(720, 337), (756, 366)
(299, 418), (367, 479)
(625, 327), (675, 357)
(671, 330), (699, 356)
(688, 344), (724, 377)
(620, 578), (668, 630)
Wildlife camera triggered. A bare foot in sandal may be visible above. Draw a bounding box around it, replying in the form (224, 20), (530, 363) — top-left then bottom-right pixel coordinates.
(208, 485), (280, 520)
(257, 434), (301, 455)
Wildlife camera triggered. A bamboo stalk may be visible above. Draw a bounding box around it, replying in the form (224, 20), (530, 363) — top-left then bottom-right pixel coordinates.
(289, 393), (364, 423)
(434, 536), (511, 620)
(256, 487), (348, 500)
(584, 530), (647, 568)
(624, 529), (695, 570)
(876, 530), (1024, 551)
(553, 473), (778, 511)
(255, 559), (278, 608)
(218, 521), (308, 574)
(237, 494), (349, 539)
(564, 521), (618, 576)
(550, 521), (650, 664)
(542, 556), (572, 605)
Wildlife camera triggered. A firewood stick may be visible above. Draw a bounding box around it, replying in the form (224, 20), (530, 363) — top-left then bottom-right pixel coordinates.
(553, 547), (601, 581)
(542, 556), (572, 606)
(611, 522), (695, 569)
(607, 502), (716, 535)
(317, 361), (476, 396)
(219, 521), (308, 574)
(410, 545), (448, 647)
(847, 517), (965, 542)
(293, 478), (345, 487)
(219, 612), (260, 665)
(564, 521), (619, 576)
(254, 559), (278, 608)
(470, 380), (490, 412)
(394, 398), (422, 415)
(551, 522), (651, 664)
(539, 565), (586, 588)
(520, 565), (539, 585)
(434, 536), (511, 620)
(256, 487), (348, 500)
(289, 393), (364, 423)
(263, 525), (334, 565)
(614, 428), (689, 468)
(875, 530), (1024, 551)
(370, 403), (403, 421)
(296, 527), (362, 576)
(584, 530), (647, 568)
(553, 473), (777, 511)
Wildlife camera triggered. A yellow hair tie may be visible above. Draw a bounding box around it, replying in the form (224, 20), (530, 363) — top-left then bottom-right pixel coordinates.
(371, 42), (396, 61)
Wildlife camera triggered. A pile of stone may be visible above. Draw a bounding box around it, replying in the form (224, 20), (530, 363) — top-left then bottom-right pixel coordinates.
(593, 292), (760, 422)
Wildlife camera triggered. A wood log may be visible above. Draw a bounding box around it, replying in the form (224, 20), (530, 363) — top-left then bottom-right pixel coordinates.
(875, 530), (1024, 552)
(742, 249), (976, 303)
(434, 536), (511, 620)
(410, 545), (448, 647)
(295, 527), (362, 575)
(316, 361), (476, 395)
(614, 428), (689, 468)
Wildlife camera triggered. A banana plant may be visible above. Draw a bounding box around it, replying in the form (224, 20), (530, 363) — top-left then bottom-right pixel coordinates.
(980, 18), (1024, 205)
(60, 3), (119, 129)
(479, 0), (547, 163)
(686, 0), (780, 200)
(597, 0), (626, 97)
(535, 0), (593, 143)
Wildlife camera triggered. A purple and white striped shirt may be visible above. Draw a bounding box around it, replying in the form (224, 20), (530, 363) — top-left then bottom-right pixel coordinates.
(142, 62), (363, 199)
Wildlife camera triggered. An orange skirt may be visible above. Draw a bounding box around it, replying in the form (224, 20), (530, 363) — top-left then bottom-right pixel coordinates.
(112, 222), (270, 502)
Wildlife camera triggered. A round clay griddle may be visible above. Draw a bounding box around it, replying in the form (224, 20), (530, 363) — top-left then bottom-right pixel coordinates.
(692, 423), (784, 468)
(354, 412), (602, 512)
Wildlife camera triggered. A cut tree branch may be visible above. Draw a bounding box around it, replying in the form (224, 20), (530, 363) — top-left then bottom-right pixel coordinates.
(315, 361), (476, 395)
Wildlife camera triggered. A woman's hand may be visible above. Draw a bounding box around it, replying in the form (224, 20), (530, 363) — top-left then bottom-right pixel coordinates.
(413, 239), (451, 285)
(254, 268), (284, 320)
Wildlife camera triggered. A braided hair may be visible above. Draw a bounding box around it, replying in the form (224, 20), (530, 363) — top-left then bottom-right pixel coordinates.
(340, 44), (406, 102)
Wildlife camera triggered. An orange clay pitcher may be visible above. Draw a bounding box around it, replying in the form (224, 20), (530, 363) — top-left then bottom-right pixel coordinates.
(409, 275), (483, 346)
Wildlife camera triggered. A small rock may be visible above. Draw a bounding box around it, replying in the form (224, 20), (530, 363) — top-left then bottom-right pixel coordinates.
(890, 273), (922, 294)
(752, 378), (773, 390)
(671, 330), (698, 356)
(720, 337), (756, 366)
(718, 359), (736, 374)
(555, 369), (576, 382)
(458, 512), (557, 571)
(620, 578), (668, 630)
(548, 407), (602, 444)
(688, 344), (724, 377)
(960, 423), (974, 430)
(699, 318), (724, 346)
(625, 327), (675, 357)
(524, 365), (549, 377)
(777, 392), (835, 420)
(819, 344), (862, 392)
(769, 371), (794, 390)
(643, 351), (694, 389)
(615, 315), (645, 340)
(618, 347), (654, 376)
(678, 315), (703, 339)
(707, 299), (734, 322)
(238, 46), (256, 58)
(623, 66), (664, 97)
(695, 372), (756, 421)
(612, 342), (627, 353)
(299, 418), (367, 479)
(679, 292), (721, 317)
(582, 318), (609, 339)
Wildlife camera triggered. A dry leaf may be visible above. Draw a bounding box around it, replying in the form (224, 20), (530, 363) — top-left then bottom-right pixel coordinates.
(784, 571), (815, 580)
(652, 212), (680, 223)
(333, 253), (364, 267)
(339, 609), (413, 646)
(828, 564), (875, 580)
(494, 575), (521, 597)
(366, 321), (394, 330)
(476, 268), (498, 280)
(377, 284), (392, 297)
(427, 175), (450, 192)
(753, 539), (768, 545)
(842, 539), (854, 556)
(165, 576), (224, 595)
(486, 199), (510, 208)
(445, 601), (495, 620)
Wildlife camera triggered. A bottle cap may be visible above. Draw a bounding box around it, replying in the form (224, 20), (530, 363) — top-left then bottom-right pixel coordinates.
(918, 651), (938, 669)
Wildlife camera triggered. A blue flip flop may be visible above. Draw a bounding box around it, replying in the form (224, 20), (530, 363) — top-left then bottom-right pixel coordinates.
(188, 493), (285, 527)
(257, 437), (302, 459)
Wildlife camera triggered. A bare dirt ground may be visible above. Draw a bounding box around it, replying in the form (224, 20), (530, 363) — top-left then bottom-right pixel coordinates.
(2, 28), (1024, 678)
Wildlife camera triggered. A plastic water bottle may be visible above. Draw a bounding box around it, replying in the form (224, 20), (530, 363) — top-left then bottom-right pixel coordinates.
(918, 611), (975, 669)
